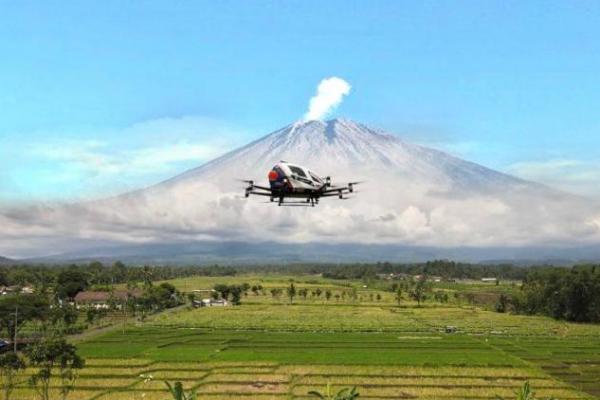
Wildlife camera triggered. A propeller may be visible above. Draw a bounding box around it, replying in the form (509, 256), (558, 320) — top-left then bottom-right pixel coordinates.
(348, 181), (364, 193)
(237, 179), (254, 184)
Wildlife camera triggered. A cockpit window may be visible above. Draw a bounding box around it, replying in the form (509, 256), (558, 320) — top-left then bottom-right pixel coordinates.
(309, 172), (322, 182)
(289, 165), (307, 178)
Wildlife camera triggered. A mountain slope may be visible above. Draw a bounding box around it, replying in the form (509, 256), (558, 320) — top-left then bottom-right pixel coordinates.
(0, 256), (15, 265)
(2, 118), (600, 260)
(159, 119), (540, 194)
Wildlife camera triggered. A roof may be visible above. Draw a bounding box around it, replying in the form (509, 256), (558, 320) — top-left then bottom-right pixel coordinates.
(74, 289), (143, 302)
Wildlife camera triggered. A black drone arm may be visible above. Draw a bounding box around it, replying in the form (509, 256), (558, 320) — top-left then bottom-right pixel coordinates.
(248, 191), (273, 197)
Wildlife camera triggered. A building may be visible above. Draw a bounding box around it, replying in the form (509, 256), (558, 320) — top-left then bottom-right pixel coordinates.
(74, 290), (142, 309)
(0, 286), (33, 296)
(481, 278), (498, 283)
(193, 298), (229, 308)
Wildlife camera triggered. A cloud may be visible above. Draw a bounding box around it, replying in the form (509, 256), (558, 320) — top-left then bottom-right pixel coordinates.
(304, 77), (351, 121)
(507, 159), (600, 197)
(0, 116), (245, 202)
(3, 164), (600, 258)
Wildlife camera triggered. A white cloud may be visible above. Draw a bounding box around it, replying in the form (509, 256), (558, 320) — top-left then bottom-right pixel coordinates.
(507, 159), (600, 197)
(2, 116), (245, 201)
(304, 77), (351, 121)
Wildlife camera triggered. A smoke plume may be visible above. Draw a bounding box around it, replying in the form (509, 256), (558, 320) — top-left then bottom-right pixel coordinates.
(304, 77), (351, 120)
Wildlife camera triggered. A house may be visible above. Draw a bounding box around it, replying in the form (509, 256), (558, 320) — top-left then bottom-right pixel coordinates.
(0, 286), (21, 295)
(192, 289), (216, 293)
(74, 289), (143, 309)
(1, 286), (35, 295)
(21, 286), (34, 294)
(193, 298), (229, 308)
(481, 278), (498, 283)
(377, 273), (410, 280)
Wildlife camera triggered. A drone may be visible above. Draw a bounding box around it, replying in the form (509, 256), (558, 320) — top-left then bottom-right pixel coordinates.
(242, 161), (361, 206)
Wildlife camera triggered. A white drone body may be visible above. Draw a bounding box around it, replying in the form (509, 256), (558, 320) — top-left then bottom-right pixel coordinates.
(243, 161), (360, 207)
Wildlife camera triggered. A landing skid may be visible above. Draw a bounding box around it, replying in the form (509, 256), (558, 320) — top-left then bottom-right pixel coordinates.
(278, 199), (316, 207)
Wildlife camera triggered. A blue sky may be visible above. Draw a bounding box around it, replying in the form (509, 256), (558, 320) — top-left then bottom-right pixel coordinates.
(2, 0), (600, 203)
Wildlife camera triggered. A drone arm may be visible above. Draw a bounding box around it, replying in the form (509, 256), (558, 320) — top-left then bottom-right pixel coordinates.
(319, 192), (347, 198)
(248, 191), (273, 197)
(251, 184), (273, 192)
(321, 186), (350, 194)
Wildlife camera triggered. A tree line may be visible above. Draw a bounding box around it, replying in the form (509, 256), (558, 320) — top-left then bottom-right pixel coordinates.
(505, 265), (600, 323)
(0, 259), (543, 290)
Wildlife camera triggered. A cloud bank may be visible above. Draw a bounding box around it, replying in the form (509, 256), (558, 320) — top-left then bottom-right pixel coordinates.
(304, 77), (351, 121)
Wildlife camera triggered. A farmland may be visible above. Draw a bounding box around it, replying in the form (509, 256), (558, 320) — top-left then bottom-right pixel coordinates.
(6, 273), (600, 399)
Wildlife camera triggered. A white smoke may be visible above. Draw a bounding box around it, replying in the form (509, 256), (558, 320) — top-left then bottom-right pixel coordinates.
(304, 77), (351, 121)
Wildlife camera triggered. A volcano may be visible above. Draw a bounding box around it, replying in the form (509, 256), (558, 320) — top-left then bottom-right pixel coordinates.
(3, 119), (600, 262)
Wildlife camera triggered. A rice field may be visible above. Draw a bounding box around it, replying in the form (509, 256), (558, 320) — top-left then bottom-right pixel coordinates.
(6, 275), (600, 399)
(150, 303), (600, 337)
(7, 326), (598, 399)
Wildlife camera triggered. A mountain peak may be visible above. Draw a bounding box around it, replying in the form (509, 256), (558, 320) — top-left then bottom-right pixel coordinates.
(286, 118), (387, 144)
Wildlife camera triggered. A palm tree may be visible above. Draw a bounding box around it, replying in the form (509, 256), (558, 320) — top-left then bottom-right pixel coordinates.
(309, 383), (359, 400)
(142, 265), (153, 288)
(165, 381), (196, 400)
(496, 381), (556, 400)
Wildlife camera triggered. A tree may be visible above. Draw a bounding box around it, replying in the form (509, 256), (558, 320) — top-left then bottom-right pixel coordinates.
(433, 291), (449, 304)
(26, 337), (85, 400)
(141, 283), (181, 311)
(49, 304), (78, 331)
(495, 294), (510, 313)
(315, 288), (322, 298)
(240, 283), (250, 296)
(0, 269), (8, 286)
(0, 294), (49, 344)
(142, 265), (153, 289)
(229, 286), (242, 305)
(0, 352), (26, 400)
(165, 381), (196, 400)
(410, 277), (430, 307)
(299, 288), (309, 300)
(214, 284), (231, 300)
(325, 290), (332, 302)
(270, 288), (282, 300)
(287, 283), (296, 304)
(110, 261), (127, 284)
(55, 269), (89, 300)
(395, 288), (402, 306)
(85, 308), (107, 326)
